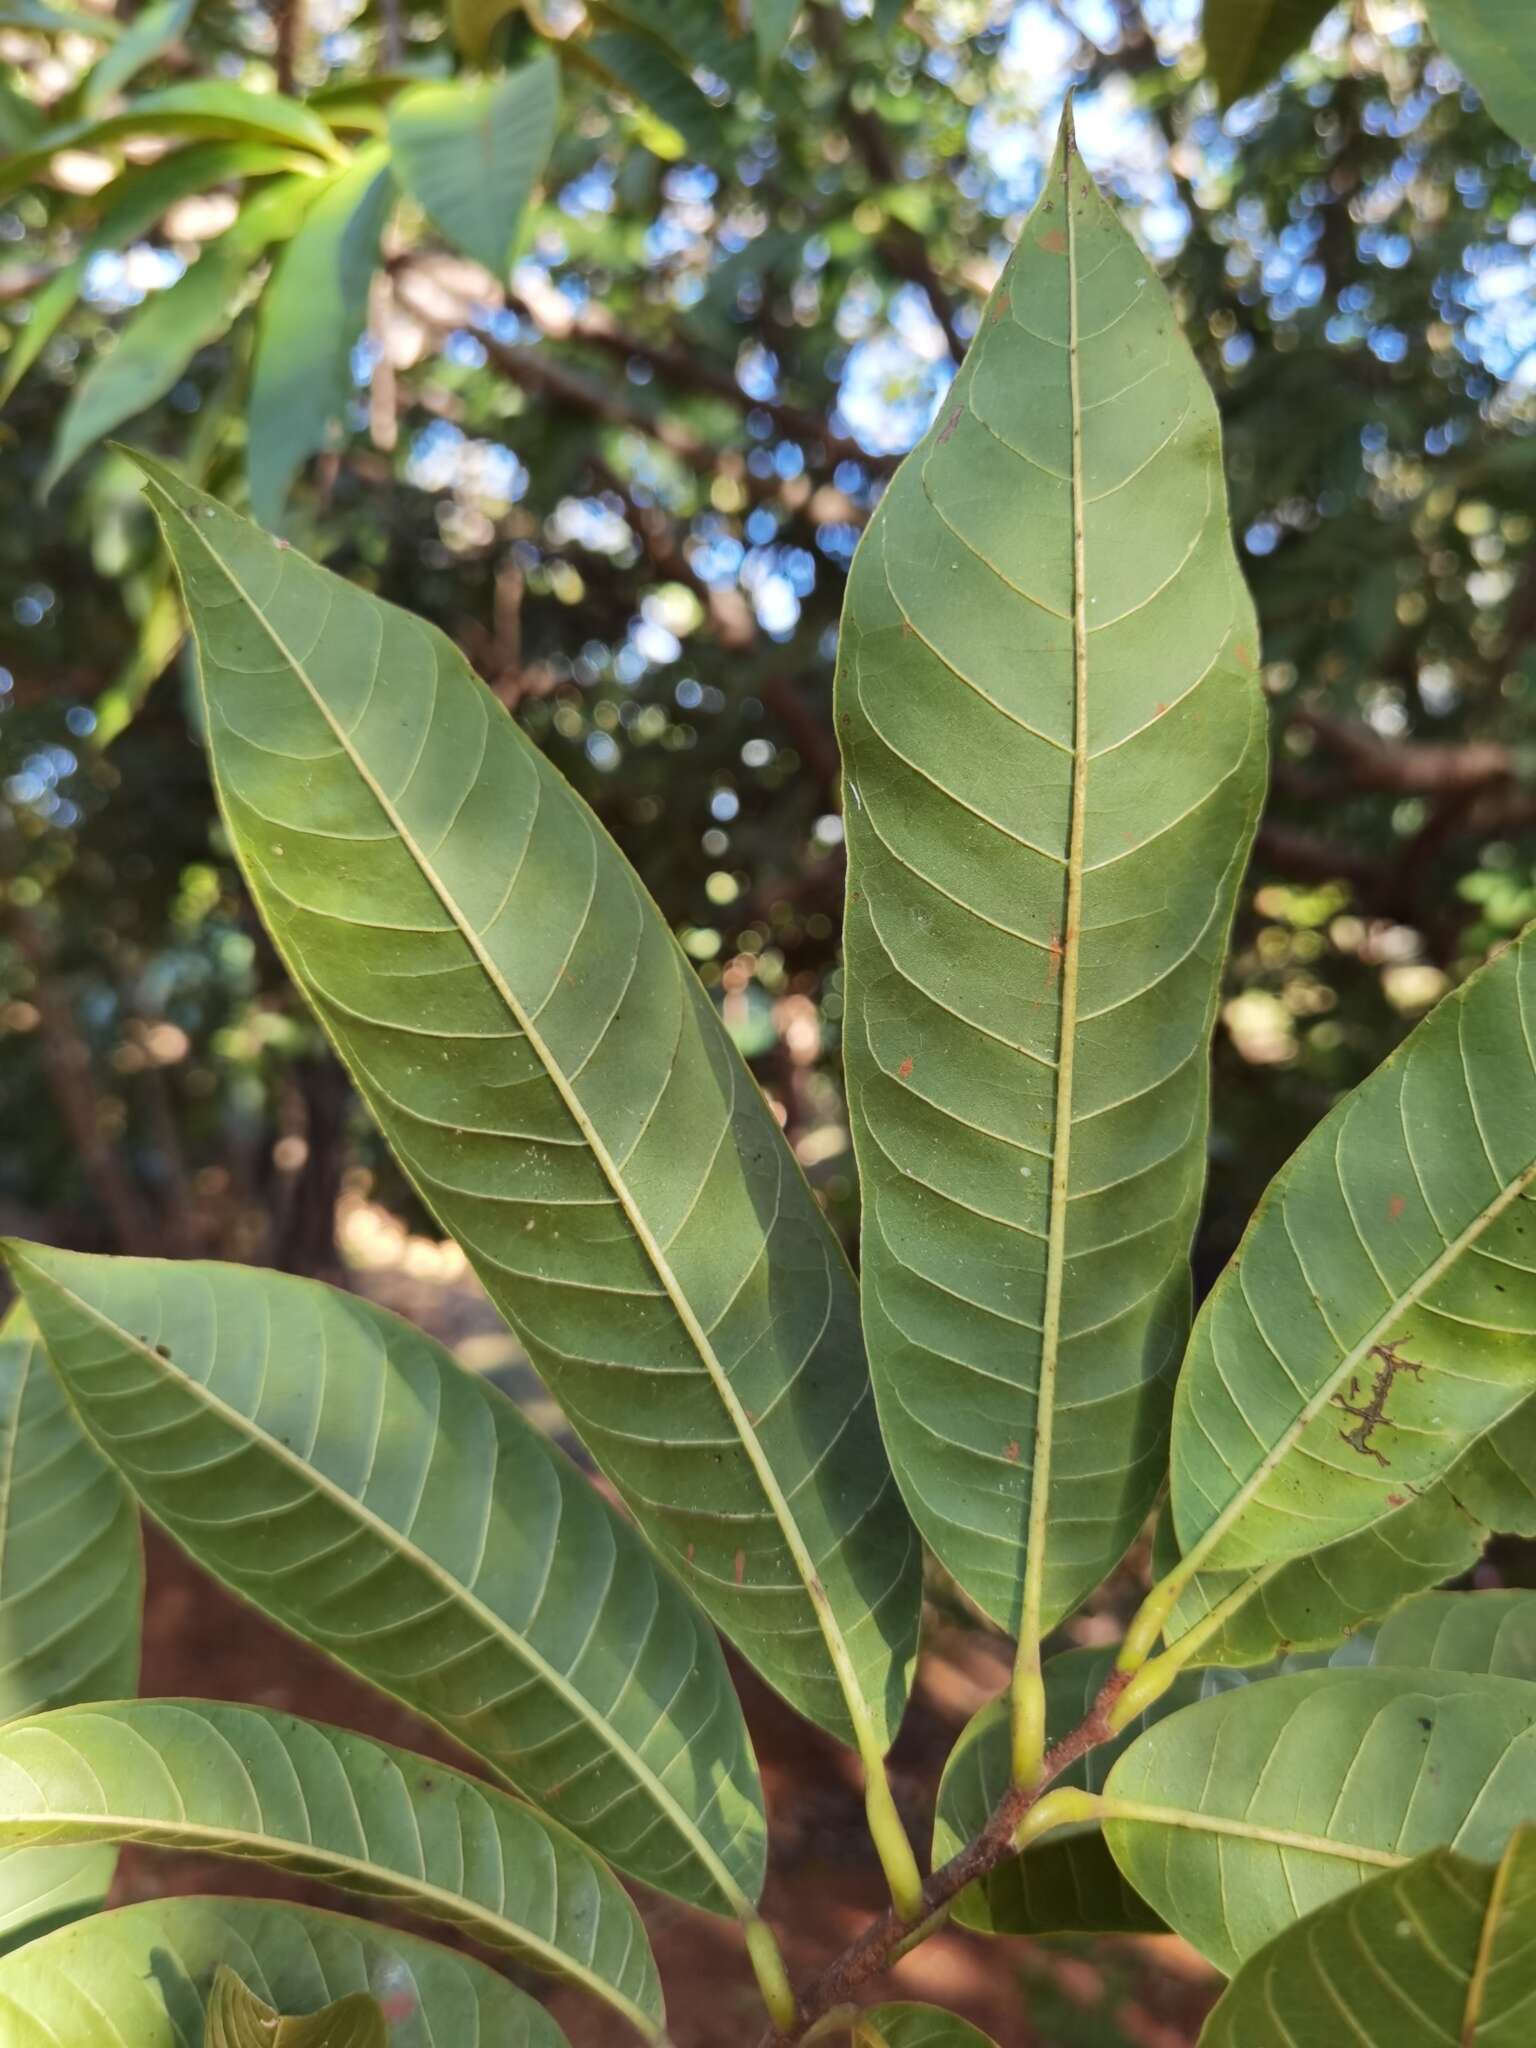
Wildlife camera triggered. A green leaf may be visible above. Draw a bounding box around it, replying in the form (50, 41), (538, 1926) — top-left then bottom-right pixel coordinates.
(753, 0), (799, 71)
(4, 1243), (767, 1919)
(247, 144), (395, 525)
(205, 1966), (385, 2048)
(1167, 928), (1536, 1586)
(933, 1647), (1197, 1935)
(837, 108), (1264, 1641)
(133, 459), (921, 1759)
(584, 30), (726, 163)
(0, 1698), (663, 2036)
(1201, 0), (1335, 104)
(0, 1897), (566, 2046)
(0, 2), (120, 36)
(1199, 1828), (1536, 2046)
(1425, 0), (1536, 153)
(0, 83), (344, 201)
(857, 2008), (999, 2048)
(78, 0), (196, 115)
(0, 1304), (141, 1949)
(0, 141), (309, 408)
(1369, 1589), (1536, 1679)
(387, 57), (558, 277)
(1102, 1667), (1536, 1974)
(42, 175), (320, 495)
(448, 0), (521, 65)
(1453, 1388), (1536, 1533)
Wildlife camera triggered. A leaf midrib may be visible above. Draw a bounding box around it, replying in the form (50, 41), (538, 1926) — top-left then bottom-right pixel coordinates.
(165, 489), (880, 1762)
(8, 1246), (748, 1921)
(0, 1788), (657, 2037)
(1103, 1797), (1406, 1869)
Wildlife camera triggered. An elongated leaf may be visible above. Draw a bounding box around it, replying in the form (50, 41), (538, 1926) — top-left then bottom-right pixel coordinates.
(1199, 1828), (1536, 2046)
(0, 1304), (140, 1947)
(1369, 1589), (1536, 1679)
(43, 175), (319, 494)
(1201, 0), (1334, 104)
(388, 59), (557, 279)
(5, 1243), (766, 1918)
(135, 459), (921, 1756)
(0, 2), (119, 35)
(585, 30), (726, 162)
(837, 108), (1265, 1639)
(247, 144), (394, 525)
(0, 1897), (566, 2047)
(1425, 1), (1536, 154)
(79, 0), (196, 115)
(207, 1967), (386, 2048)
(932, 1646), (1198, 1935)
(1102, 1667), (1536, 1974)
(858, 2008), (999, 2048)
(1169, 928), (1536, 1584)
(0, 84), (343, 201)
(0, 1698), (662, 2035)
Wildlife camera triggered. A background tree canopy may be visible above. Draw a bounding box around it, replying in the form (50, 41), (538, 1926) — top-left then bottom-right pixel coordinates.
(1, 0), (1533, 1327)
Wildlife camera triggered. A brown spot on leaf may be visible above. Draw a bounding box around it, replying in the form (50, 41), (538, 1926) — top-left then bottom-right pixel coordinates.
(1333, 1340), (1424, 1467)
(1389, 1194), (1406, 1221)
(1386, 1493), (1406, 1507)
(686, 1542), (696, 1564)
(734, 1549), (746, 1585)
(936, 408), (963, 445)
(900, 617), (916, 637)
(1153, 700), (1168, 717)
(1233, 639), (1255, 668)
(897, 1056), (915, 1080)
(1005, 1440), (1020, 1463)
(1038, 228), (1066, 254)
(1047, 931), (1065, 984)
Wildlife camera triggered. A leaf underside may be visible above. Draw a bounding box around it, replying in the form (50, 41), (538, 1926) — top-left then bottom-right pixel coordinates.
(205, 1965), (385, 2048)
(838, 114), (1264, 1635)
(6, 1243), (764, 1919)
(1202, 0), (1335, 105)
(140, 455), (921, 1754)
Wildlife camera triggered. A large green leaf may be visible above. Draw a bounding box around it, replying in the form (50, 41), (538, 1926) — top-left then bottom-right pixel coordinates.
(1201, 0), (1335, 105)
(206, 1967), (385, 2048)
(134, 458), (921, 1759)
(0, 1698), (662, 2036)
(247, 145), (395, 526)
(4, 1243), (766, 1919)
(388, 58), (558, 278)
(931, 1646), (1198, 1935)
(0, 1897), (566, 2047)
(0, 141), (309, 408)
(1102, 1667), (1536, 1974)
(1199, 1829), (1536, 2046)
(1166, 928), (1536, 1590)
(42, 176), (320, 495)
(1425, 1), (1536, 154)
(0, 83), (343, 201)
(857, 2009), (999, 2048)
(837, 108), (1264, 1641)
(0, 1304), (141, 1948)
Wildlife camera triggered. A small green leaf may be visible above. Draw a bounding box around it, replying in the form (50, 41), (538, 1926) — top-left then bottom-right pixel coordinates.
(857, 2008), (999, 2048)
(585, 29), (726, 162)
(42, 174), (320, 495)
(205, 1966), (385, 2048)
(0, 1698), (664, 2036)
(1103, 1667), (1536, 1974)
(1202, 0), (1335, 104)
(1199, 1828), (1536, 2046)
(78, 0), (196, 115)
(0, 83), (344, 200)
(5, 1243), (766, 1919)
(0, 1897), (565, 2046)
(388, 57), (558, 277)
(0, 1304), (141, 1949)
(1169, 928), (1536, 1584)
(932, 1647), (1198, 1936)
(133, 459), (920, 1759)
(1425, 0), (1536, 153)
(247, 144), (395, 524)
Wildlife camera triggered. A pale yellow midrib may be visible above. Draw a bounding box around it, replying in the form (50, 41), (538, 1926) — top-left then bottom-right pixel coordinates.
(1018, 132), (1090, 1656)
(170, 497), (884, 1770)
(14, 1247), (748, 1924)
(1461, 1824), (1520, 2045)
(0, 1803), (657, 2038)
(1101, 1797), (1406, 1868)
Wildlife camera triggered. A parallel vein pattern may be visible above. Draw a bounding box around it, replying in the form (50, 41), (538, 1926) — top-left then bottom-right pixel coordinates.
(1171, 926), (1536, 1577)
(838, 117), (1265, 1632)
(0, 1896), (565, 2047)
(1201, 1830), (1536, 2047)
(139, 457), (920, 1753)
(1103, 1667), (1536, 1974)
(0, 1699), (661, 2037)
(0, 1302), (141, 1943)
(5, 1244), (764, 1918)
